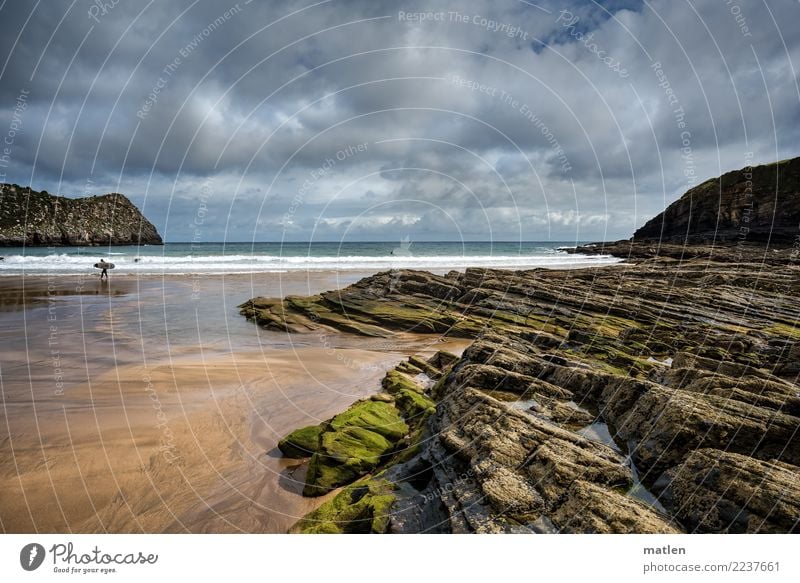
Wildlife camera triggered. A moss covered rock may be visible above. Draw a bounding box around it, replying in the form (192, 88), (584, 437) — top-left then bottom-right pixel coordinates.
(277, 424), (323, 458)
(379, 368), (437, 420)
(407, 355), (442, 378)
(322, 426), (393, 467)
(301, 400), (409, 496)
(278, 363), (446, 500)
(328, 400), (408, 441)
(293, 478), (397, 533)
(304, 427), (394, 495)
(392, 387), (436, 419)
(381, 369), (424, 395)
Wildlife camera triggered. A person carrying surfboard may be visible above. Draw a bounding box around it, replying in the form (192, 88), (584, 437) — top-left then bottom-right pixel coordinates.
(94, 259), (115, 278)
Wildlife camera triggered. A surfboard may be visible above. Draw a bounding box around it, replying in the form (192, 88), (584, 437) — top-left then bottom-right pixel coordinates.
(94, 262), (115, 269)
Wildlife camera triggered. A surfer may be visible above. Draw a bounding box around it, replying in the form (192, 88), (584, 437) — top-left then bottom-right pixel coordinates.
(99, 259), (108, 280)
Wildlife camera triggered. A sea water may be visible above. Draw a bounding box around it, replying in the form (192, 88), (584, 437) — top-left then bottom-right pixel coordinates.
(0, 241), (618, 275)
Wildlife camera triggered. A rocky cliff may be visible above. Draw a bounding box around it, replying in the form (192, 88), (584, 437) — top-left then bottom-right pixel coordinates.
(0, 183), (163, 246)
(634, 157), (800, 244)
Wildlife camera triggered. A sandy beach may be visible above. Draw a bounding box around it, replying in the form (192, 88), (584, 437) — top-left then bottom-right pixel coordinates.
(0, 271), (468, 533)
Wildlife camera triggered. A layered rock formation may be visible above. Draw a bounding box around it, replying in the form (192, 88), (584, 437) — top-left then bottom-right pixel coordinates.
(241, 258), (800, 533)
(0, 183), (163, 246)
(571, 240), (798, 264)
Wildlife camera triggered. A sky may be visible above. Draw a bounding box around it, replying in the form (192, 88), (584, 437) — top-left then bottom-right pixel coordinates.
(0, 0), (798, 243)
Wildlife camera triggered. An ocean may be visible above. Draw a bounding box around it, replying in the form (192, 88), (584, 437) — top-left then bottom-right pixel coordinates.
(0, 241), (618, 275)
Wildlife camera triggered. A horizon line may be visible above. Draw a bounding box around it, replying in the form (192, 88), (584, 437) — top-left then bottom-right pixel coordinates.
(159, 240), (592, 244)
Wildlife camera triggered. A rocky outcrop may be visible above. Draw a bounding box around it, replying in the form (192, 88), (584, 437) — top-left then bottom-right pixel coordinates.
(242, 254), (800, 533)
(301, 400), (408, 497)
(0, 183), (163, 246)
(569, 240), (798, 264)
(634, 157), (800, 244)
(277, 351), (448, 501)
(569, 157), (800, 262)
(654, 449), (800, 533)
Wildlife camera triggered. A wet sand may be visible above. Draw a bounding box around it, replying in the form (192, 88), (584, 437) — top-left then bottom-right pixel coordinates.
(0, 271), (468, 533)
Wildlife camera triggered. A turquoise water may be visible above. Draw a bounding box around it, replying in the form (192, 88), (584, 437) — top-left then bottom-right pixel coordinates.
(0, 241), (618, 275)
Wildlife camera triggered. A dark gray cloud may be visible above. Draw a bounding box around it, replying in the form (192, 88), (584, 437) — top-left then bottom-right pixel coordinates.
(0, 0), (798, 242)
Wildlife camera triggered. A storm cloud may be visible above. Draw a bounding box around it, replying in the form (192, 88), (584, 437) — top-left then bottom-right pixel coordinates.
(0, 0), (798, 242)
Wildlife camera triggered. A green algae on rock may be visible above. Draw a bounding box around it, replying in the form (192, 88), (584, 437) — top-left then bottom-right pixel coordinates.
(327, 400), (408, 441)
(278, 425), (324, 459)
(301, 400), (408, 496)
(292, 477), (397, 534)
(254, 256), (799, 532)
(304, 426), (396, 496)
(286, 353), (456, 501)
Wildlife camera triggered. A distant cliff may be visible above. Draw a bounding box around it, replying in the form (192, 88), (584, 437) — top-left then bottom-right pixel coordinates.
(634, 157), (800, 243)
(0, 184), (163, 246)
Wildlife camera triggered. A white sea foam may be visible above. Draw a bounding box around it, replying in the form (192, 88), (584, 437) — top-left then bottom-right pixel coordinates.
(0, 252), (620, 275)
